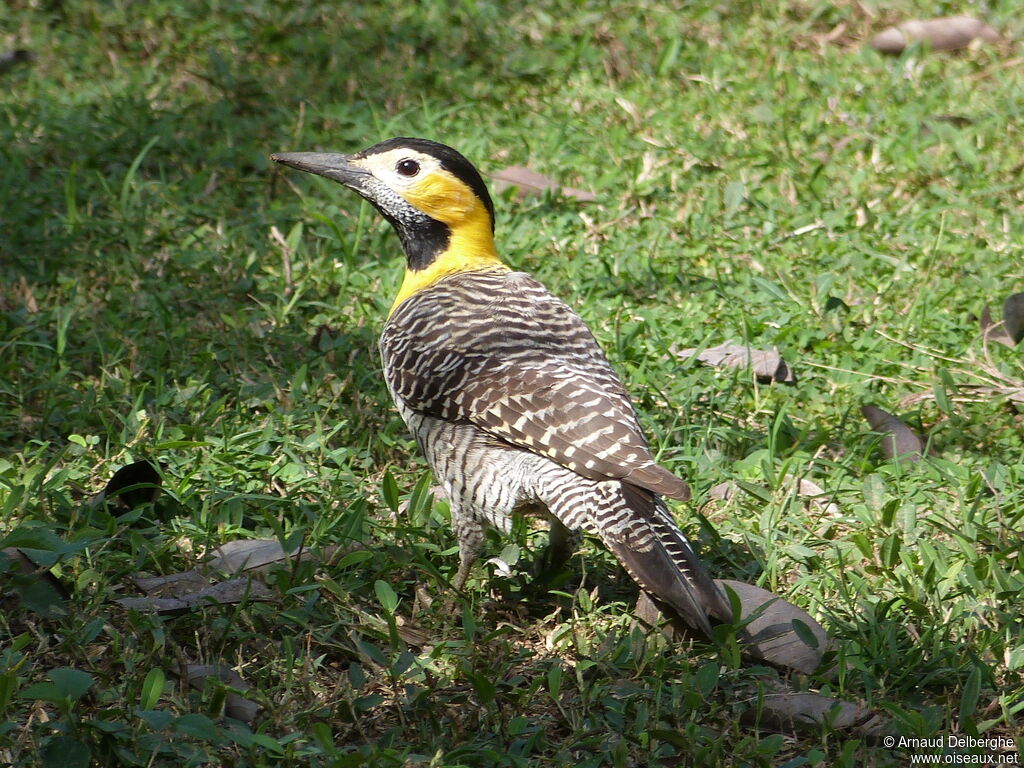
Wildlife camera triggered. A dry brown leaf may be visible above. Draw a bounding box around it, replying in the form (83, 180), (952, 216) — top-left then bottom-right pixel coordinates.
(134, 570), (210, 596)
(871, 16), (1000, 54)
(861, 405), (925, 462)
(1003, 292), (1024, 345)
(707, 481), (738, 501)
(115, 578), (273, 613)
(183, 664), (260, 723)
(1, 547), (39, 576)
(0, 49), (33, 75)
(1, 548), (70, 600)
(395, 619), (433, 648)
(980, 304), (1016, 348)
(740, 685), (890, 739)
(491, 166), (596, 202)
(100, 459), (164, 512)
(207, 539), (351, 574)
(635, 580), (829, 675)
(719, 579), (829, 674)
(675, 343), (795, 383)
(208, 539), (295, 573)
(708, 477), (838, 515)
(791, 477), (841, 517)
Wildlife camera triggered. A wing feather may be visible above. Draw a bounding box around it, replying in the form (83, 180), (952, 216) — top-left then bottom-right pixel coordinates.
(381, 270), (690, 500)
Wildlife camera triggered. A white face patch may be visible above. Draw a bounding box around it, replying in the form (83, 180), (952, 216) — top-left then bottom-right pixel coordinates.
(352, 148), (443, 192)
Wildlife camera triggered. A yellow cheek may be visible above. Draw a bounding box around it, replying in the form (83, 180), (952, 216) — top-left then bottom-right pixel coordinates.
(401, 173), (476, 225)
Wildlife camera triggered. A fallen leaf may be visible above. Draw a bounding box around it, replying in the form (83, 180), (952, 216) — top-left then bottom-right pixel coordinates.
(929, 114), (973, 128)
(485, 556), (515, 578)
(311, 324), (345, 364)
(1, 548), (70, 592)
(790, 477), (841, 517)
(980, 305), (1016, 348)
(114, 578), (273, 614)
(871, 16), (999, 54)
(739, 685), (890, 739)
(816, 21), (849, 47)
(861, 405), (925, 462)
(720, 579), (829, 674)
(133, 570), (210, 596)
(0, 49), (33, 75)
(395, 618), (433, 648)
(1003, 292), (1024, 345)
(1, 547), (69, 615)
(491, 166), (596, 202)
(1, 547), (40, 576)
(634, 579), (829, 675)
(707, 477), (838, 515)
(707, 481), (738, 501)
(208, 540), (295, 573)
(207, 539), (352, 574)
(182, 664), (260, 723)
(675, 343), (795, 383)
(101, 459), (164, 512)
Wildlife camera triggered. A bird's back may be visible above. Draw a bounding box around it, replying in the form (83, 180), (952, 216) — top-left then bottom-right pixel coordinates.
(380, 267), (689, 499)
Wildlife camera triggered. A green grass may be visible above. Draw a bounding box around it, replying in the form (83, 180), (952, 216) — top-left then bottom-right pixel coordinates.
(2, 0), (1023, 765)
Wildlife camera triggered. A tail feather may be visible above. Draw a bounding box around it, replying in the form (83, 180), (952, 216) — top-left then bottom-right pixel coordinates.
(595, 483), (731, 638)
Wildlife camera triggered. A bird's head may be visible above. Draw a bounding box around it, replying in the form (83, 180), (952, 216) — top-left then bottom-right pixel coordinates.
(272, 138), (497, 274)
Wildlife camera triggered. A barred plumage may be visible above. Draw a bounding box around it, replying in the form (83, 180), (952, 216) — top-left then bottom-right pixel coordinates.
(381, 268), (688, 498)
(272, 137), (732, 637)
(381, 267), (730, 634)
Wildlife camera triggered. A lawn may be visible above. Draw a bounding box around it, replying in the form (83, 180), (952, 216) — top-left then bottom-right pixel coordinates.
(1, 1), (1022, 766)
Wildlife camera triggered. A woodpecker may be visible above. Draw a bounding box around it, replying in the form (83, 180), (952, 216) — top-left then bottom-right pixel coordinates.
(272, 138), (731, 637)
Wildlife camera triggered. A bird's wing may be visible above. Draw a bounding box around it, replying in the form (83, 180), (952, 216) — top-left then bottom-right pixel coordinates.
(381, 272), (690, 500)
(463, 360), (689, 499)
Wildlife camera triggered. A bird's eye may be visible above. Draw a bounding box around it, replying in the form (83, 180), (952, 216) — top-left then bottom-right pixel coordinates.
(396, 159), (420, 177)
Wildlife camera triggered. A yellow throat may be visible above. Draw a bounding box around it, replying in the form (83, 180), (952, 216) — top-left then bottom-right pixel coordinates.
(388, 172), (508, 315)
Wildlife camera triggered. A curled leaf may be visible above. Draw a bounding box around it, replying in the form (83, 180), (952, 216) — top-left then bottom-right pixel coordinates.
(182, 664), (260, 723)
(979, 294), (1024, 348)
(485, 556), (514, 578)
(492, 166), (596, 202)
(675, 343), (795, 384)
(719, 579), (829, 674)
(871, 16), (999, 54)
(861, 405), (925, 462)
(101, 459), (164, 512)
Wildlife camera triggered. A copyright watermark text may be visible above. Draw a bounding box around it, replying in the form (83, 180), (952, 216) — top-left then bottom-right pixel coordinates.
(883, 735), (1020, 764)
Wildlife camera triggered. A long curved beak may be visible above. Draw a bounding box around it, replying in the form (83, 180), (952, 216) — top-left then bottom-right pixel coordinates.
(271, 152), (371, 188)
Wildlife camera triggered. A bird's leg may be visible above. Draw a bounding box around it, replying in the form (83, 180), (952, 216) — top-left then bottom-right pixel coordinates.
(450, 511), (485, 591)
(544, 516), (577, 570)
(532, 516), (580, 589)
(451, 547), (477, 592)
